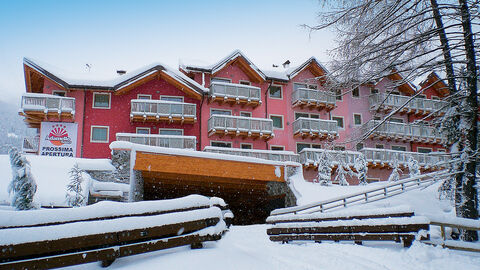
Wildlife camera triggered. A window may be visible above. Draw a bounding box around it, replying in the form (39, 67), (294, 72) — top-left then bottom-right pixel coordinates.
(296, 143), (311, 153)
(374, 116), (381, 120)
(211, 109), (232, 116)
(137, 94), (151, 100)
(334, 146), (346, 151)
(438, 148), (446, 152)
(239, 80), (251, 85)
(332, 116), (344, 129)
(352, 87), (359, 98)
(91, 126), (109, 143)
(211, 141), (232, 148)
(311, 144), (322, 149)
(371, 88), (379, 94)
(295, 112), (320, 119)
(93, 93), (111, 109)
(356, 143), (364, 151)
(136, 127), (150, 134)
(240, 143), (252, 149)
(159, 129), (183, 135)
(417, 147), (432, 153)
(335, 89), (342, 100)
(160, 96), (183, 102)
(211, 77), (231, 83)
(432, 96), (440, 100)
(270, 115), (284, 129)
(240, 111), (252, 117)
(353, 114), (362, 125)
(271, 146), (285, 151)
(417, 94), (427, 99)
(392, 145), (407, 151)
(375, 144), (384, 149)
(52, 90), (66, 97)
(269, 85), (282, 99)
(389, 118), (404, 123)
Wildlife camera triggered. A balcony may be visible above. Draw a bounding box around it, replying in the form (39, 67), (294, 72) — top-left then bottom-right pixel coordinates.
(22, 136), (40, 153)
(203, 146), (300, 163)
(299, 148), (448, 171)
(130, 99), (196, 124)
(19, 93), (75, 128)
(292, 117), (338, 141)
(369, 93), (448, 116)
(300, 148), (361, 169)
(292, 88), (336, 111)
(360, 148), (448, 170)
(362, 120), (446, 144)
(116, 133), (196, 149)
(209, 82), (261, 107)
(207, 115), (274, 140)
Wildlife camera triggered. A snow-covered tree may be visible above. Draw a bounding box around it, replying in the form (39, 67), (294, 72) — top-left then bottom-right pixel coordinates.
(335, 160), (351, 186)
(66, 164), (86, 207)
(354, 154), (368, 185)
(309, 0), (478, 241)
(8, 147), (37, 210)
(407, 156), (420, 179)
(388, 156), (402, 182)
(316, 151), (332, 185)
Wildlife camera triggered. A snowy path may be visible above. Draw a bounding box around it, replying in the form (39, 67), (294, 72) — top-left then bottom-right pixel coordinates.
(70, 225), (480, 270)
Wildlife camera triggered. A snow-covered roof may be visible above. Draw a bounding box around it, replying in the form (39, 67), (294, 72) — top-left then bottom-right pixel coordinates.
(23, 57), (208, 94)
(180, 50), (266, 80)
(285, 57), (329, 79)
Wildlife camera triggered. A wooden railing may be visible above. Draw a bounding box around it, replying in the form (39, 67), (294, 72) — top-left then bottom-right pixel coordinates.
(425, 216), (480, 253)
(369, 92), (448, 115)
(22, 136), (39, 153)
(210, 82), (261, 103)
(116, 133), (197, 150)
(292, 88), (336, 107)
(208, 115), (273, 136)
(292, 117), (338, 138)
(360, 148), (449, 169)
(130, 99), (196, 118)
(21, 93), (75, 113)
(203, 146), (300, 163)
(270, 170), (453, 216)
(362, 120), (446, 144)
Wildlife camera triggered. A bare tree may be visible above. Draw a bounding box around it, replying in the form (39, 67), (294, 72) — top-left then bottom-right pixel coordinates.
(309, 0), (479, 241)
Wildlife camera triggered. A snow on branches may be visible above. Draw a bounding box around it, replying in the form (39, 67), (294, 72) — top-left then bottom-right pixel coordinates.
(335, 160), (352, 186)
(316, 151), (332, 185)
(66, 164), (86, 207)
(407, 155), (420, 178)
(8, 147), (37, 210)
(388, 155), (402, 182)
(354, 154), (368, 185)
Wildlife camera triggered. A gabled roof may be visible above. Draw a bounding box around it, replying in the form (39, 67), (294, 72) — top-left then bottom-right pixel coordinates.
(382, 69), (417, 95)
(23, 58), (208, 99)
(180, 50), (266, 83)
(419, 72), (449, 97)
(263, 57), (329, 83)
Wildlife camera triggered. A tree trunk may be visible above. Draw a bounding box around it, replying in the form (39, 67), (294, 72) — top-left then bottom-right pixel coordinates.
(457, 0), (479, 242)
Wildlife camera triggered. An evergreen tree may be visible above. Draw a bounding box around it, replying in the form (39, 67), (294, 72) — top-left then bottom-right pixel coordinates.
(8, 147), (37, 210)
(66, 164), (86, 207)
(354, 154), (368, 185)
(407, 155), (421, 178)
(388, 155), (402, 182)
(335, 159), (351, 186)
(316, 151), (332, 185)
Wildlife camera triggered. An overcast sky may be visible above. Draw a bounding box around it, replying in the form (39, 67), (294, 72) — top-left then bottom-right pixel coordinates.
(0, 0), (335, 104)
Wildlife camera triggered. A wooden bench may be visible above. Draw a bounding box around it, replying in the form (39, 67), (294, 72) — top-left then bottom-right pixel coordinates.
(267, 206), (429, 247)
(0, 195), (230, 269)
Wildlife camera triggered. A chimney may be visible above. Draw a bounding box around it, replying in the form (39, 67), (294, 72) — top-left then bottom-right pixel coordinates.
(117, 70), (127, 75)
(282, 60), (291, 69)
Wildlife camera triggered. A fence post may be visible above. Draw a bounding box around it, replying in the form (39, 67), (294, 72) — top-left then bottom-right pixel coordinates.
(343, 199), (347, 207)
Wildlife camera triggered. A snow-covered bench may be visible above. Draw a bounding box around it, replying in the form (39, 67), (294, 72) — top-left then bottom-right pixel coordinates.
(0, 195), (231, 269)
(266, 206), (429, 247)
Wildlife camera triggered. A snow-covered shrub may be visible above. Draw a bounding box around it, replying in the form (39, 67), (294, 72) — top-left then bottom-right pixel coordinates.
(335, 160), (351, 186)
(354, 154), (368, 185)
(66, 164), (86, 207)
(316, 151), (332, 185)
(388, 156), (402, 182)
(407, 155), (420, 178)
(8, 147), (37, 210)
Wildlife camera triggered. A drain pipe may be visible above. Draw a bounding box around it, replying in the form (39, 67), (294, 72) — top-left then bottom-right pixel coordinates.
(80, 89), (87, 158)
(265, 80), (273, 150)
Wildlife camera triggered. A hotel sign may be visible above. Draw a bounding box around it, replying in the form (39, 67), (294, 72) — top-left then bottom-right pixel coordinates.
(39, 122), (78, 157)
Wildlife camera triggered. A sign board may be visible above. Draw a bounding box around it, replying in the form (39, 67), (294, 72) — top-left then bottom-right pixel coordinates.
(39, 122), (78, 157)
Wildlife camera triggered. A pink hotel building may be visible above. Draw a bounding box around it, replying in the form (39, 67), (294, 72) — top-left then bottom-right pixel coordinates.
(20, 50), (449, 184)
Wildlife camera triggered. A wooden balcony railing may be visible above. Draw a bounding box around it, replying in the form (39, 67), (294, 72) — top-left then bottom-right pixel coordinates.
(300, 148), (361, 169)
(130, 99), (196, 124)
(209, 82), (261, 107)
(19, 93), (75, 127)
(292, 88), (336, 111)
(203, 146), (300, 163)
(362, 120), (446, 144)
(369, 93), (448, 116)
(116, 133), (196, 149)
(207, 115), (274, 140)
(292, 117), (338, 140)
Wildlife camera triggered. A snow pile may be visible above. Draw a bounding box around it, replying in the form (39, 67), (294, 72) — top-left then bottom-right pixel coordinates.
(0, 155), (114, 207)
